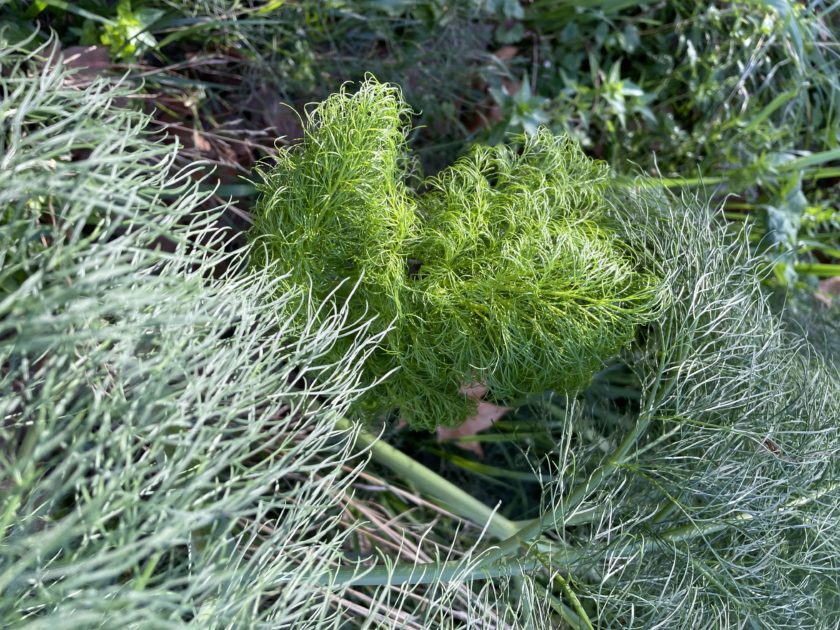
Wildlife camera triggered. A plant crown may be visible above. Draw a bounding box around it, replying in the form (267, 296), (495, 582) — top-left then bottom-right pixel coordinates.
(252, 78), (662, 428)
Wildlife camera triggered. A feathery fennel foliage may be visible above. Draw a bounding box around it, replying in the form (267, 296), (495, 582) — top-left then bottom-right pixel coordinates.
(0, 41), (382, 628)
(326, 190), (840, 629)
(252, 78), (662, 429)
(3, 39), (839, 630)
(561, 189), (840, 627)
(249, 79), (839, 626)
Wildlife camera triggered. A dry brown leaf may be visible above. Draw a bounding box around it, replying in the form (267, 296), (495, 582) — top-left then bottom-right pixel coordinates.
(494, 46), (520, 62)
(61, 46), (112, 85)
(435, 383), (511, 457)
(816, 276), (840, 307)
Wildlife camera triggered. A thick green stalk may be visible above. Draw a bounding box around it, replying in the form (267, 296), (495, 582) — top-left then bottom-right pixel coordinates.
(655, 478), (840, 544)
(326, 476), (840, 589)
(794, 262), (840, 277)
(476, 415), (653, 568)
(320, 556), (543, 587)
(337, 418), (522, 540)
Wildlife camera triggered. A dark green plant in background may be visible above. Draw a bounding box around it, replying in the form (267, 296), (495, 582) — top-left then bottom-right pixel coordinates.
(251, 79), (662, 428)
(510, 1), (840, 288)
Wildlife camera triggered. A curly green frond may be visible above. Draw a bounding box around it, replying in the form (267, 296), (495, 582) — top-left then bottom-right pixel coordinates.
(252, 78), (417, 321)
(251, 79), (663, 428)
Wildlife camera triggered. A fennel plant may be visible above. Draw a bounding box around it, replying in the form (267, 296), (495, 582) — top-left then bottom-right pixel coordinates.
(0, 40), (380, 628)
(251, 78), (662, 429)
(252, 80), (840, 628)
(2, 40), (839, 630)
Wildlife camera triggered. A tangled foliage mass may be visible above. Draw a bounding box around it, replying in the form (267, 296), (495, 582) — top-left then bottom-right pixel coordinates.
(0, 43), (382, 628)
(555, 190), (840, 628)
(3, 35), (840, 629)
(252, 79), (662, 428)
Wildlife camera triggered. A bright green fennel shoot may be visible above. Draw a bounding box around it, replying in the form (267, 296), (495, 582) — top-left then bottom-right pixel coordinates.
(251, 78), (661, 428)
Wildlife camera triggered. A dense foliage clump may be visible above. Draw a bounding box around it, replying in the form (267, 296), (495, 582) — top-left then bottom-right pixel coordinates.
(0, 43), (380, 627)
(252, 79), (662, 428)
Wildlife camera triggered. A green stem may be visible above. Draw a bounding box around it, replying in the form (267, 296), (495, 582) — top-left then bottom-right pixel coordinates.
(535, 552), (594, 630)
(538, 581), (592, 630)
(511, 502), (611, 530)
(329, 369), (661, 591)
(794, 262), (840, 277)
(332, 477), (840, 589)
(337, 418), (521, 540)
(477, 415), (653, 568)
(656, 478), (840, 544)
(805, 166), (840, 180)
(779, 148), (840, 172)
(320, 556), (542, 587)
(625, 175), (728, 188)
(133, 552), (162, 591)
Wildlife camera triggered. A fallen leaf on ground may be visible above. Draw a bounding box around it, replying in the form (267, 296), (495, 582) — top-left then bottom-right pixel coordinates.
(61, 46), (112, 85)
(435, 383), (511, 457)
(494, 46), (520, 62)
(816, 276), (840, 307)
